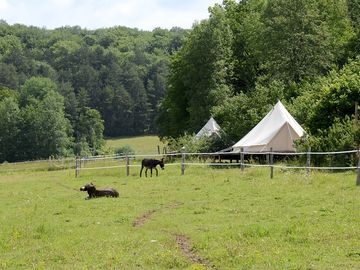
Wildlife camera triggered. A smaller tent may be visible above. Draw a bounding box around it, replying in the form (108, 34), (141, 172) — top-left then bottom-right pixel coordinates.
(195, 117), (221, 139)
(232, 101), (305, 152)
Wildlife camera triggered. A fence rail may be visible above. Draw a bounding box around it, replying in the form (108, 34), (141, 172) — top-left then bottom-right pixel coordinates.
(0, 157), (75, 173)
(73, 149), (360, 186)
(0, 150), (358, 185)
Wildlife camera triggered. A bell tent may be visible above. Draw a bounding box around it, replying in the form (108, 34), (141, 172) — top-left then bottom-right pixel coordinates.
(232, 101), (305, 152)
(195, 117), (221, 139)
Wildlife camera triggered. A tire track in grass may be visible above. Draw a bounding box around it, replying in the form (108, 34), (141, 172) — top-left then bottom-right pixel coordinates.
(132, 209), (157, 227)
(133, 202), (217, 269)
(175, 234), (217, 270)
(132, 202), (183, 227)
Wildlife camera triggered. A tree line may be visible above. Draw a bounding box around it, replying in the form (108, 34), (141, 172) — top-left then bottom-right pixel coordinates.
(158, 0), (360, 156)
(0, 21), (187, 162)
(2, 0), (360, 162)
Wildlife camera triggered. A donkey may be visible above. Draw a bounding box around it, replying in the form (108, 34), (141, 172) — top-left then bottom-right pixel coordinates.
(80, 183), (119, 199)
(140, 158), (165, 177)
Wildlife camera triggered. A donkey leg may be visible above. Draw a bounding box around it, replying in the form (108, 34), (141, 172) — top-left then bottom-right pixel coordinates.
(150, 168), (153, 177)
(140, 166), (143, 177)
(155, 167), (158, 176)
(145, 168), (148, 177)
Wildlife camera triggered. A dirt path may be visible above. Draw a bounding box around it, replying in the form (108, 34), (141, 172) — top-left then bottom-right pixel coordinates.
(132, 209), (157, 227)
(175, 234), (217, 269)
(132, 202), (216, 269)
(132, 202), (183, 227)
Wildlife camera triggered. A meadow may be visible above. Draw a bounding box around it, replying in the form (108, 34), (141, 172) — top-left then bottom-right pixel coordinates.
(0, 163), (360, 269)
(1, 136), (360, 269)
(105, 135), (166, 155)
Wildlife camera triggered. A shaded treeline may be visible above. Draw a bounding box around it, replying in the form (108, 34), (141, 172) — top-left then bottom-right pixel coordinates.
(158, 0), (360, 159)
(0, 21), (187, 161)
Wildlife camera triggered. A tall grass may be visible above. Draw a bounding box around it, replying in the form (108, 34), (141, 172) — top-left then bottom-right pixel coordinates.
(0, 164), (360, 269)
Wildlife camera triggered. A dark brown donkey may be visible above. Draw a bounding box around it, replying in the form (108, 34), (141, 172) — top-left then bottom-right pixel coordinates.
(140, 158), (165, 177)
(80, 183), (119, 199)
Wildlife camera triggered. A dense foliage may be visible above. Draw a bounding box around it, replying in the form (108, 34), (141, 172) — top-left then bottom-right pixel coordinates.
(2, 0), (360, 161)
(158, 0), (360, 153)
(0, 22), (187, 161)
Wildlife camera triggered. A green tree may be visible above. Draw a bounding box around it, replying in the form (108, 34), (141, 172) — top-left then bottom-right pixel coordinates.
(101, 85), (134, 136)
(0, 63), (19, 89)
(289, 57), (360, 161)
(305, 57), (360, 134)
(158, 5), (234, 138)
(223, 0), (265, 92)
(0, 22), (188, 140)
(121, 61), (150, 135)
(58, 82), (78, 126)
(258, 0), (352, 85)
(347, 0), (360, 30)
(17, 77), (73, 160)
(19, 76), (57, 106)
(0, 97), (20, 162)
(346, 0), (360, 58)
(77, 107), (105, 156)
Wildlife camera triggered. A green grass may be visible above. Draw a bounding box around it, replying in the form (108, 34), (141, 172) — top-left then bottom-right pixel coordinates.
(0, 136), (165, 174)
(105, 135), (166, 155)
(1, 164), (360, 269)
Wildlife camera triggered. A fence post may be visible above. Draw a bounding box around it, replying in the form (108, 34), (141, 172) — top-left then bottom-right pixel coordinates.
(270, 147), (274, 179)
(306, 147), (311, 175)
(181, 150), (186, 175)
(75, 156), (80, 178)
(357, 149), (360, 186)
(240, 147), (244, 172)
(126, 154), (130, 176)
(354, 102), (359, 185)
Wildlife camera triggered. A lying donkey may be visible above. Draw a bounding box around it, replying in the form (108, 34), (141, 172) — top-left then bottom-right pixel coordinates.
(80, 183), (119, 199)
(140, 158), (165, 177)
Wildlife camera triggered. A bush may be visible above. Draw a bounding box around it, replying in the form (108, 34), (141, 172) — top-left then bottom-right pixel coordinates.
(115, 145), (135, 156)
(296, 117), (357, 167)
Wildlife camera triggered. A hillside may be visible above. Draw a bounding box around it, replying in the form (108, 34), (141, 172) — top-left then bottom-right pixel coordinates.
(0, 22), (187, 161)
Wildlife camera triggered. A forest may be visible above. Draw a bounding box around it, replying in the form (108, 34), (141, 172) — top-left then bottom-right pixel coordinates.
(0, 21), (187, 161)
(1, 0), (360, 162)
(158, 0), (360, 154)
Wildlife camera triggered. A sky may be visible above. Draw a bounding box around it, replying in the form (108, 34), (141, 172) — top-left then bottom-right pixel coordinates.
(0, 0), (223, 31)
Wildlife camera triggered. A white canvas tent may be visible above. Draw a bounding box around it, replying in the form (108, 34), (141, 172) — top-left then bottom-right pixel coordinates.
(195, 117), (221, 139)
(232, 101), (305, 152)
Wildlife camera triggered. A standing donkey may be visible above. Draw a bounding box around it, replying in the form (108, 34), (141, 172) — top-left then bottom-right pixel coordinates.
(140, 158), (165, 177)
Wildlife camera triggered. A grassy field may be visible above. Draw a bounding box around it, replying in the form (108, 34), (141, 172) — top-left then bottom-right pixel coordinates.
(0, 136), (165, 174)
(1, 161), (360, 269)
(105, 135), (166, 155)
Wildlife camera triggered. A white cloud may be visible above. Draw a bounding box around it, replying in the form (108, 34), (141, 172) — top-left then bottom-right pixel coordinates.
(48, 0), (74, 10)
(0, 0), (9, 11)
